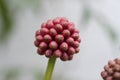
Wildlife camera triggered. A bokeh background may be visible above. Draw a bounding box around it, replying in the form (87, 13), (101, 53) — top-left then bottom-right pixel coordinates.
(0, 0), (120, 80)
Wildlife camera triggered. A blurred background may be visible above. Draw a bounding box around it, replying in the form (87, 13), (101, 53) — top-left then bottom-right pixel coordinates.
(0, 0), (120, 80)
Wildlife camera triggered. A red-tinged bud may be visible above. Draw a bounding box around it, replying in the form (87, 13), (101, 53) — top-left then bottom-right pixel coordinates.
(113, 64), (120, 71)
(73, 29), (79, 33)
(45, 49), (52, 58)
(62, 29), (70, 38)
(36, 35), (43, 42)
(104, 65), (110, 71)
(75, 48), (80, 53)
(77, 38), (81, 43)
(39, 42), (47, 50)
(37, 48), (44, 55)
(35, 30), (41, 36)
(41, 22), (47, 28)
(71, 33), (79, 40)
(54, 24), (63, 33)
(60, 42), (68, 51)
(60, 21), (68, 29)
(49, 28), (57, 36)
(108, 60), (116, 67)
(68, 47), (75, 55)
(68, 55), (73, 60)
(107, 68), (114, 75)
(55, 35), (64, 43)
(114, 72), (120, 79)
(68, 22), (75, 28)
(40, 28), (49, 36)
(66, 37), (74, 46)
(101, 71), (108, 78)
(106, 76), (112, 80)
(73, 41), (79, 48)
(46, 20), (54, 29)
(68, 25), (75, 33)
(115, 58), (120, 64)
(53, 49), (62, 57)
(49, 41), (58, 50)
(60, 17), (68, 22)
(43, 34), (52, 43)
(53, 17), (61, 24)
(34, 40), (40, 47)
(60, 52), (69, 61)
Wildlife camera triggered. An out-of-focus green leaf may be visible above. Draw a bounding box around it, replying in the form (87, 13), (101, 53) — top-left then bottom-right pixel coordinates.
(3, 68), (20, 80)
(81, 6), (91, 26)
(0, 0), (13, 42)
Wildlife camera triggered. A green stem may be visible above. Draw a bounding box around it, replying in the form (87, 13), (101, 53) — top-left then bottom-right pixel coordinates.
(44, 57), (56, 80)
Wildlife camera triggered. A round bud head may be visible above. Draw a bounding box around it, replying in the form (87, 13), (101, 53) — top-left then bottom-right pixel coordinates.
(115, 58), (120, 64)
(43, 34), (52, 43)
(39, 42), (47, 50)
(66, 37), (74, 46)
(53, 49), (62, 57)
(60, 42), (68, 51)
(34, 40), (40, 47)
(46, 20), (54, 29)
(40, 28), (49, 36)
(101, 58), (120, 80)
(36, 35), (43, 42)
(45, 49), (52, 58)
(49, 41), (58, 50)
(34, 17), (81, 61)
(72, 33), (79, 40)
(55, 34), (64, 43)
(62, 29), (70, 38)
(55, 24), (63, 33)
(68, 47), (75, 55)
(49, 28), (57, 36)
(60, 52), (69, 61)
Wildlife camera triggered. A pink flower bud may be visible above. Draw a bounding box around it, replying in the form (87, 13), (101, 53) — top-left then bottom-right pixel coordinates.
(66, 37), (74, 46)
(68, 22), (75, 28)
(60, 52), (69, 61)
(39, 42), (47, 50)
(40, 28), (49, 36)
(60, 21), (68, 29)
(71, 33), (79, 40)
(68, 25), (75, 33)
(45, 49), (52, 58)
(101, 71), (108, 78)
(55, 34), (64, 43)
(41, 22), (47, 28)
(49, 41), (58, 50)
(73, 41), (79, 48)
(60, 42), (68, 51)
(62, 29), (70, 38)
(55, 24), (63, 33)
(68, 47), (75, 55)
(114, 72), (120, 79)
(53, 49), (62, 57)
(34, 40), (40, 47)
(60, 17), (68, 22)
(75, 48), (80, 53)
(43, 34), (52, 43)
(53, 17), (61, 24)
(35, 30), (41, 36)
(46, 20), (54, 29)
(37, 48), (44, 55)
(68, 55), (73, 60)
(36, 35), (43, 42)
(49, 28), (57, 36)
